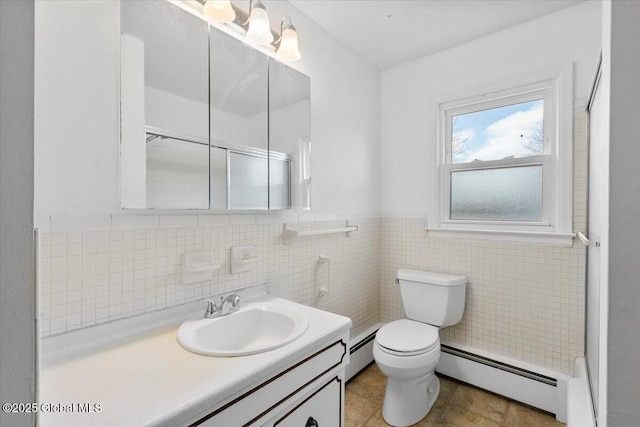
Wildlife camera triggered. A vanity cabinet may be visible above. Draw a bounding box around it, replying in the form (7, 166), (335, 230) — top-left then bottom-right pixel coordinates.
(192, 334), (348, 427)
(38, 295), (352, 427)
(267, 377), (342, 427)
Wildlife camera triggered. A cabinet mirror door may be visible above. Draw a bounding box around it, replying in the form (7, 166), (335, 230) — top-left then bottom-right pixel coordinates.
(210, 30), (269, 210)
(120, 0), (210, 209)
(268, 59), (311, 210)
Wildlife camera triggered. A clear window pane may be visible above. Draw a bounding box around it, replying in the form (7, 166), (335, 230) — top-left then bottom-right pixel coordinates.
(452, 99), (544, 164)
(450, 165), (542, 221)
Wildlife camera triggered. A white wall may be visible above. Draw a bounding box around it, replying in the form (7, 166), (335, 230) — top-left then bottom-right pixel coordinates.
(265, 0), (380, 214)
(0, 1), (36, 425)
(34, 0), (380, 223)
(380, 1), (601, 214)
(35, 1), (121, 221)
(145, 87), (209, 140)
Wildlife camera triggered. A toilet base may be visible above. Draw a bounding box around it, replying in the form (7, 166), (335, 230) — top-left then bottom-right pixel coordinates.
(382, 373), (440, 427)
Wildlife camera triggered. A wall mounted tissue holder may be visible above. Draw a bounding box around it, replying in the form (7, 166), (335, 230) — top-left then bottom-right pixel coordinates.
(183, 251), (223, 285)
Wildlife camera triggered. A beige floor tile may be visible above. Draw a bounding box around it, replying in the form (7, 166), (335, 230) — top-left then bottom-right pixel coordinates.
(435, 404), (502, 427)
(504, 402), (565, 427)
(448, 383), (509, 424)
(367, 363), (385, 378)
(438, 375), (458, 400)
(345, 389), (379, 427)
(363, 409), (391, 427)
(413, 407), (442, 426)
(347, 368), (387, 406)
(421, 392), (448, 424)
(347, 365), (563, 427)
(364, 407), (441, 427)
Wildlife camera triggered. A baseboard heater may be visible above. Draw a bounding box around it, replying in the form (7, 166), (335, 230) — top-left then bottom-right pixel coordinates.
(441, 345), (556, 386)
(350, 330), (378, 355)
(345, 323), (383, 382)
(438, 344), (566, 422)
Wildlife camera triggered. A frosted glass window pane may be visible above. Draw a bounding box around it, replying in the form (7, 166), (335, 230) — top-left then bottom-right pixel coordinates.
(229, 152), (268, 210)
(269, 159), (290, 209)
(452, 99), (544, 163)
(210, 147), (227, 210)
(146, 137), (208, 209)
(450, 166), (542, 221)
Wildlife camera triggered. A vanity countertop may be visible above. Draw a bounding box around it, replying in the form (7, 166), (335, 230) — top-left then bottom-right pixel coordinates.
(38, 296), (351, 427)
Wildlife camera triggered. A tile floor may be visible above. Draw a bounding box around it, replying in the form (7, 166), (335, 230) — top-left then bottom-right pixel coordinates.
(345, 364), (565, 427)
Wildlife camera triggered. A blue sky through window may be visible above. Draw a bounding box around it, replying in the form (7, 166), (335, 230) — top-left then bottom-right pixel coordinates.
(451, 99), (544, 163)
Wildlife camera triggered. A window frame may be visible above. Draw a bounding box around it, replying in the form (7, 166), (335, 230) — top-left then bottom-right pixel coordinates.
(428, 65), (574, 245)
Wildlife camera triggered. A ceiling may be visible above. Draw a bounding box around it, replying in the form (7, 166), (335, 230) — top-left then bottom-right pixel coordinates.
(289, 0), (586, 70)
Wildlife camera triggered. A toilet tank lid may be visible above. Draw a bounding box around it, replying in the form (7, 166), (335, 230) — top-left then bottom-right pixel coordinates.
(396, 269), (466, 286)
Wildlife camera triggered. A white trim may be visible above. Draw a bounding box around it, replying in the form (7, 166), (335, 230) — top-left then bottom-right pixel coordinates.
(425, 227), (576, 247)
(38, 212), (381, 233)
(429, 64), (574, 242)
(567, 358), (597, 427)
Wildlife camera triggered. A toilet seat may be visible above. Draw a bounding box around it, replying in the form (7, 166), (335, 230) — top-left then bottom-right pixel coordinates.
(375, 319), (439, 356)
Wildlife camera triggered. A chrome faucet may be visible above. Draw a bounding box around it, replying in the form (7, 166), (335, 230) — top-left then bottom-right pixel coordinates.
(203, 293), (242, 319)
(221, 293), (242, 313)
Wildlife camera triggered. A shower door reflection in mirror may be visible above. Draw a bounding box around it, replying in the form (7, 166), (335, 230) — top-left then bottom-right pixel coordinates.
(120, 0), (209, 209)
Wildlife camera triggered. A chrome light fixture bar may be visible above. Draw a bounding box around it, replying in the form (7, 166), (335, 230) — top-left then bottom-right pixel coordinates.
(199, 0), (301, 61)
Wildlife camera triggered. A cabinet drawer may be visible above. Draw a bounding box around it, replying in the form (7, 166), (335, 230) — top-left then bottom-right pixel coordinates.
(193, 339), (347, 426)
(270, 377), (341, 427)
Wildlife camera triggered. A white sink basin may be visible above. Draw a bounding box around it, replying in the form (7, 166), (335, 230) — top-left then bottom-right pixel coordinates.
(177, 300), (309, 357)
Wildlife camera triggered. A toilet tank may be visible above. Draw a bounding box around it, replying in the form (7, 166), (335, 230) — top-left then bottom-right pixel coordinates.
(397, 269), (467, 327)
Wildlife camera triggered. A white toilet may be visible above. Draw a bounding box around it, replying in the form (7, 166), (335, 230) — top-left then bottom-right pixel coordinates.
(373, 269), (467, 427)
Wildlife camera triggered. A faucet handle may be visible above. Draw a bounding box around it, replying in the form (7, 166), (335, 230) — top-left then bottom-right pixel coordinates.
(231, 294), (242, 307)
(204, 299), (218, 318)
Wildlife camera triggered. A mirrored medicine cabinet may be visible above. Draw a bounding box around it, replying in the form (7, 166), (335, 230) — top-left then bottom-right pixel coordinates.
(120, 0), (310, 211)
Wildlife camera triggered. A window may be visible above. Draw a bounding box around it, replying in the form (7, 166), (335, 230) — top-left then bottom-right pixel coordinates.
(428, 66), (574, 245)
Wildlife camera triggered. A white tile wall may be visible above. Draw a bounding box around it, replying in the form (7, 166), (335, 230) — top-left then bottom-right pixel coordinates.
(38, 217), (381, 340)
(380, 113), (589, 375)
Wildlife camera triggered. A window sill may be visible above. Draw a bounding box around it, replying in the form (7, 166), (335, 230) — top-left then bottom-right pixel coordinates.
(424, 227), (576, 247)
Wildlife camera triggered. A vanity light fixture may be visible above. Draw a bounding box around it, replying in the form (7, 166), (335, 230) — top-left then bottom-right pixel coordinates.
(196, 0), (301, 60)
(202, 0), (236, 24)
(245, 0), (274, 45)
(275, 16), (300, 62)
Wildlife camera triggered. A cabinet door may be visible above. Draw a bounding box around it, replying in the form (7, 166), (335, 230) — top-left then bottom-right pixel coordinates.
(271, 377), (342, 427)
(120, 0), (210, 209)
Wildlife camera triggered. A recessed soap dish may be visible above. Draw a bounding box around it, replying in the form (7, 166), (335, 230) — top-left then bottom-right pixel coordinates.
(230, 245), (260, 274)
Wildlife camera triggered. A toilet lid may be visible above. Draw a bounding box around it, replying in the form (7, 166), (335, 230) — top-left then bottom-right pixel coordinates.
(375, 319), (439, 354)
